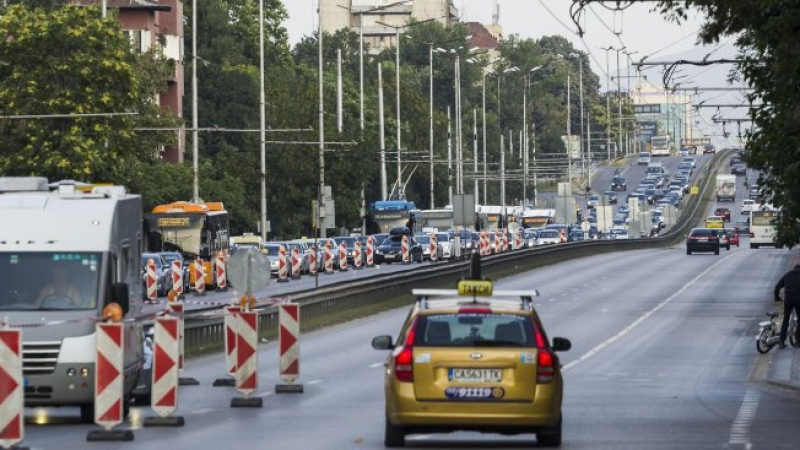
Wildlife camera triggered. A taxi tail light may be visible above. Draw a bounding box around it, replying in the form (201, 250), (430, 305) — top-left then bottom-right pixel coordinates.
(749, 232), (755, 238)
(532, 320), (555, 384)
(458, 308), (491, 314)
(394, 317), (418, 383)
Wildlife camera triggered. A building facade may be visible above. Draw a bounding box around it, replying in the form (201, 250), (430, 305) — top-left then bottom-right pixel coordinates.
(320, 0), (459, 53)
(632, 84), (693, 154)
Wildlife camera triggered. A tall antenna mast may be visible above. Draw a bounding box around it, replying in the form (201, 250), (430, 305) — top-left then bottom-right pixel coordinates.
(492, 0), (499, 25)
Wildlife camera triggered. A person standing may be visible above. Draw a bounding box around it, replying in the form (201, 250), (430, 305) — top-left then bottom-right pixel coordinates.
(774, 263), (800, 348)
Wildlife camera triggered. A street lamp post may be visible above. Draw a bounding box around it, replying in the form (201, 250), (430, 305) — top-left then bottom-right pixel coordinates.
(568, 53), (585, 180)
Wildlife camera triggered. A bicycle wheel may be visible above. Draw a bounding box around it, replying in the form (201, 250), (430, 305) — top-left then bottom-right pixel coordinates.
(756, 328), (774, 353)
(790, 315), (799, 348)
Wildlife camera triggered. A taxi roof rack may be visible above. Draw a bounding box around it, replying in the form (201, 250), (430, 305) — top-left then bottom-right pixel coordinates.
(412, 289), (539, 311)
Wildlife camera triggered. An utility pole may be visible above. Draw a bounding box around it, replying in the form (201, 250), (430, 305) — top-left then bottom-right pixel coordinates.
(447, 106), (453, 206)
(429, 43), (434, 209)
(317, 3), (326, 239)
(336, 48), (342, 133)
(473, 109), (478, 202)
(616, 46), (624, 159)
(378, 63), (387, 200)
(455, 54), (463, 195)
(602, 46), (613, 160)
(258, 0), (267, 240)
(482, 71), (487, 205)
(191, 0), (199, 202)
(567, 74), (572, 184)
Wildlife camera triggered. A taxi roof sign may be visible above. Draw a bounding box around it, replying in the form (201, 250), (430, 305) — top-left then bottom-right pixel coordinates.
(457, 280), (493, 297)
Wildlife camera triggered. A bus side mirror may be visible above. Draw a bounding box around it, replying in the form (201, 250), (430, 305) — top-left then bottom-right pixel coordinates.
(111, 282), (130, 315)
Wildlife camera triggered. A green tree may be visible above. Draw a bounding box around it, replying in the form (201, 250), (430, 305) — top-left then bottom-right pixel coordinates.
(0, 5), (179, 181)
(656, 1), (800, 245)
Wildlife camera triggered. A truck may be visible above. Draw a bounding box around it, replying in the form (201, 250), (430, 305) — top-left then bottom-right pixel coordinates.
(715, 174), (737, 202)
(0, 177), (146, 423)
(650, 135), (672, 157)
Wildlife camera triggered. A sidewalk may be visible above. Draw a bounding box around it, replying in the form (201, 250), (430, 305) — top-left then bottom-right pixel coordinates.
(767, 344), (800, 391)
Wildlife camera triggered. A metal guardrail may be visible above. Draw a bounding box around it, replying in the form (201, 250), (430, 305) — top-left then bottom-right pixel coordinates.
(183, 150), (731, 353)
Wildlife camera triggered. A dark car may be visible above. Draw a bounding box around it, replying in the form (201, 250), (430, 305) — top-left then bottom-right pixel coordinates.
(731, 164), (747, 175)
(714, 207), (731, 222)
(158, 251), (191, 293)
(735, 219), (750, 234)
(611, 176), (627, 191)
(729, 156), (742, 166)
(374, 233), (424, 264)
(703, 145), (716, 154)
(603, 190), (618, 205)
(686, 228), (720, 255)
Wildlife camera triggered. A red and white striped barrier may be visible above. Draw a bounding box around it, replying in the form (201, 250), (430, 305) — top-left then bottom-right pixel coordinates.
(323, 241), (334, 275)
(308, 246), (317, 275)
(290, 247), (301, 280)
(194, 259), (205, 294)
(365, 236), (374, 267)
(514, 230), (523, 250)
(168, 301), (185, 372)
(215, 255), (227, 290)
(353, 240), (363, 270)
(0, 327), (23, 448)
(502, 232), (509, 253)
(170, 260), (183, 297)
(493, 233), (501, 254)
(559, 230), (567, 244)
(214, 305), (240, 387)
(150, 317), (179, 416)
(146, 258), (157, 302)
(276, 303), (303, 393)
(277, 245), (289, 282)
(480, 231), (489, 256)
(401, 235), (410, 264)
(429, 233), (438, 262)
(94, 322), (124, 430)
(338, 242), (348, 272)
(235, 311), (259, 396)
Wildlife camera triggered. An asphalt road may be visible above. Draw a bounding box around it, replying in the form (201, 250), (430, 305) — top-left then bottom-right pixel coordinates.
(21, 155), (800, 449)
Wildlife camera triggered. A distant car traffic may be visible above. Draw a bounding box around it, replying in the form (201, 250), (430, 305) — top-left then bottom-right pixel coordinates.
(638, 152), (652, 165)
(703, 145), (716, 154)
(725, 228), (740, 247)
(714, 207), (732, 222)
(686, 228), (720, 255)
(731, 164), (747, 175)
(611, 176), (627, 191)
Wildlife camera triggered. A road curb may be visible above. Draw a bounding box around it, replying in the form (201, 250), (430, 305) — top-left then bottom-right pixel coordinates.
(765, 379), (800, 393)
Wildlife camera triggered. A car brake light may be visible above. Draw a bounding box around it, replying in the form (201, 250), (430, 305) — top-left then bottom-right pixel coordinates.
(749, 232), (755, 238)
(459, 307), (491, 314)
(394, 317), (418, 382)
(531, 320), (555, 383)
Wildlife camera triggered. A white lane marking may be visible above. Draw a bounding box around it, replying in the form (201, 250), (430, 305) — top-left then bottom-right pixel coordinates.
(407, 435), (432, 441)
(257, 392), (274, 398)
(191, 408), (215, 415)
(307, 379), (322, 385)
(563, 251), (738, 371)
(728, 389), (760, 448)
(368, 362), (384, 369)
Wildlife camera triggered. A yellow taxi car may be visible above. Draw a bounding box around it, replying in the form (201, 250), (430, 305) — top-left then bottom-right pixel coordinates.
(372, 279), (571, 447)
(705, 216), (724, 229)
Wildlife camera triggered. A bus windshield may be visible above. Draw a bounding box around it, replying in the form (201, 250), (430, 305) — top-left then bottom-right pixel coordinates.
(751, 211), (778, 226)
(0, 252), (102, 310)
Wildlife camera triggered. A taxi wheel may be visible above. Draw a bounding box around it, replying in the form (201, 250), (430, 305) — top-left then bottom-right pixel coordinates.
(384, 416), (406, 447)
(537, 418), (562, 447)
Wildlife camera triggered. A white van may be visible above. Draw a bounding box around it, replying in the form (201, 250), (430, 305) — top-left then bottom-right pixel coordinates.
(740, 199), (755, 215)
(638, 152), (651, 165)
(646, 161), (667, 176)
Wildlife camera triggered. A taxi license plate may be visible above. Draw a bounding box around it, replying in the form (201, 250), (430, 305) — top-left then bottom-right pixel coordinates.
(697, 238), (707, 242)
(445, 386), (505, 400)
(448, 368), (502, 383)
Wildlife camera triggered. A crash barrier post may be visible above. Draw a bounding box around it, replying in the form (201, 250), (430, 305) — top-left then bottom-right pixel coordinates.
(365, 236), (375, 267)
(87, 322), (133, 441)
(429, 233), (438, 263)
(338, 242), (348, 272)
(146, 258), (157, 302)
(143, 316), (184, 427)
(170, 260), (184, 298)
(402, 235), (410, 264)
(0, 324), (23, 449)
(308, 246), (317, 275)
(481, 231), (489, 256)
(231, 310), (262, 407)
(515, 229), (523, 250)
(277, 245), (289, 282)
(213, 305), (240, 387)
(290, 247), (301, 280)
(502, 232), (509, 253)
(276, 303), (303, 393)
(559, 230), (566, 244)
(193, 259), (205, 295)
(323, 242), (334, 275)
(215, 254), (228, 291)
(494, 233), (501, 254)
(353, 240), (363, 270)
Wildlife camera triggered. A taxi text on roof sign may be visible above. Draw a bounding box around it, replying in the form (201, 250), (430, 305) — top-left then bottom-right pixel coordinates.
(457, 280), (493, 297)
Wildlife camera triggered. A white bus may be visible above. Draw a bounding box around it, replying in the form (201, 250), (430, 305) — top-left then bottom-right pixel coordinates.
(749, 208), (782, 249)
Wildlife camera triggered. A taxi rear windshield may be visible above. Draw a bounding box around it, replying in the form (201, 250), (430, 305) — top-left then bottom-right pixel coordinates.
(415, 313), (534, 347)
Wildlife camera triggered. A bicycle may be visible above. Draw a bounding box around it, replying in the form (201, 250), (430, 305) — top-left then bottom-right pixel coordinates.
(790, 309), (798, 348)
(756, 310), (782, 353)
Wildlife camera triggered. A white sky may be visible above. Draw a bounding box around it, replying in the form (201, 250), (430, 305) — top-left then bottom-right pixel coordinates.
(281, 1), (747, 145)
